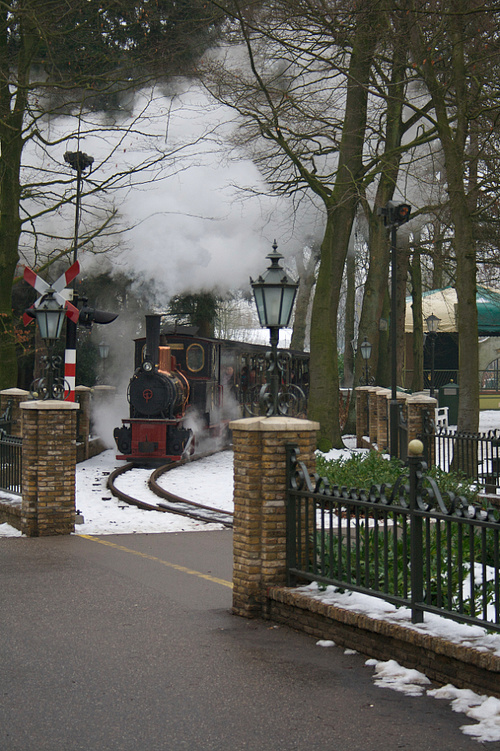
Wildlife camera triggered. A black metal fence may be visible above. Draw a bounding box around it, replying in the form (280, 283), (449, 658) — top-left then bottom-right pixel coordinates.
(286, 445), (500, 632)
(421, 420), (500, 491)
(0, 431), (22, 495)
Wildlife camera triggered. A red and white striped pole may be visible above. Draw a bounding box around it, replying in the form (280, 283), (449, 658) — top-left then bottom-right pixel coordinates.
(64, 328), (77, 401)
(63, 151), (94, 401)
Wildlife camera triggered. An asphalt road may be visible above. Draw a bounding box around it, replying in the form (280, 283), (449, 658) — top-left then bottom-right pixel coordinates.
(0, 531), (493, 750)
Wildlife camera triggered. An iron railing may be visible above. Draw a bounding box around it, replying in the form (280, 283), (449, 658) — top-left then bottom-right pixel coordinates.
(286, 445), (500, 632)
(0, 398), (13, 434)
(421, 420), (500, 491)
(0, 431), (22, 495)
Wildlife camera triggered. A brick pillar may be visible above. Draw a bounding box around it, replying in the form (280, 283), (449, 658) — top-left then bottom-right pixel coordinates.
(20, 400), (79, 536)
(375, 388), (391, 452)
(406, 394), (437, 465)
(0, 388), (30, 437)
(355, 387), (371, 447)
(230, 416), (319, 618)
(367, 387), (380, 445)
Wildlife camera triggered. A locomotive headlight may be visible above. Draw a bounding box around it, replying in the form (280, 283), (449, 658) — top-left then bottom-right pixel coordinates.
(142, 360), (153, 372)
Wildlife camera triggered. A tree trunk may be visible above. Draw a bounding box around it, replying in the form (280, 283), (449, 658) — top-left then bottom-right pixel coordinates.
(0, 8), (37, 389)
(354, 49), (406, 391)
(396, 236), (411, 389)
(343, 240), (356, 388)
(308, 7), (380, 450)
(290, 248), (318, 352)
(0, 127), (24, 389)
(410, 237), (424, 392)
(407, 5), (479, 433)
(355, 212), (390, 387)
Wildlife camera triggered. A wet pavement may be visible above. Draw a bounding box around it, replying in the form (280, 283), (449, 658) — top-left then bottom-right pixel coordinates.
(0, 531), (491, 750)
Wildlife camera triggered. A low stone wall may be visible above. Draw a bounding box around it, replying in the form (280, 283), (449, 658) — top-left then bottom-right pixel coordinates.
(265, 587), (500, 699)
(0, 496), (22, 531)
(229, 413), (500, 698)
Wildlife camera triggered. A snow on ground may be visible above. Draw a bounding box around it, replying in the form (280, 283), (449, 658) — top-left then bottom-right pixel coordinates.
(77, 448), (233, 535)
(2, 412), (500, 741)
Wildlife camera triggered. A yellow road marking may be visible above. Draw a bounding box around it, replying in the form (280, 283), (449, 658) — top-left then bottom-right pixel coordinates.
(77, 534), (233, 589)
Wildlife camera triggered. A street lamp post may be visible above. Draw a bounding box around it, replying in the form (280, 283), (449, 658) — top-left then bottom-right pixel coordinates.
(250, 240), (299, 416)
(359, 336), (372, 436)
(30, 290), (67, 399)
(377, 200), (411, 458)
(99, 341), (110, 384)
(63, 150), (94, 401)
(426, 313), (440, 398)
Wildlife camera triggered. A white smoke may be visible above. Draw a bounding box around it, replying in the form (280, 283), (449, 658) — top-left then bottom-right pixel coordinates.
(22, 81), (324, 307)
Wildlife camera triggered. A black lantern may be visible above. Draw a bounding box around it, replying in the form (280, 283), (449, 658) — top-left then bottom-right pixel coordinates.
(31, 290), (67, 399)
(250, 240), (299, 416)
(251, 240), (298, 338)
(360, 336), (372, 361)
(426, 313), (440, 334)
(360, 337), (372, 386)
(32, 290), (67, 347)
(99, 342), (110, 360)
(426, 313), (440, 398)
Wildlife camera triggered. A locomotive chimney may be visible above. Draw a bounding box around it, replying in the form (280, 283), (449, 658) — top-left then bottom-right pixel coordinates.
(145, 314), (161, 368)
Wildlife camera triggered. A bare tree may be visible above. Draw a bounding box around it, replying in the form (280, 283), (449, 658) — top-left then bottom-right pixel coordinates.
(204, 0), (385, 448)
(400, 0), (500, 432)
(0, 0), (224, 388)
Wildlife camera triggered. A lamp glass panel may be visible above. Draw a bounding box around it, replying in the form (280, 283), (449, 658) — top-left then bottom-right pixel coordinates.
(426, 313), (440, 333)
(252, 286), (267, 327)
(99, 343), (110, 359)
(280, 286), (297, 327)
(261, 286), (283, 328)
(37, 308), (65, 341)
(360, 339), (372, 360)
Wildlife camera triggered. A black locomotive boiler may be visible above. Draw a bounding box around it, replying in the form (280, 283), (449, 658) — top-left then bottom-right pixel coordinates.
(113, 313), (310, 464)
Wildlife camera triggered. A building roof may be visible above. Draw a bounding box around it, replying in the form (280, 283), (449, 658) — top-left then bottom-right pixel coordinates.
(405, 286), (500, 335)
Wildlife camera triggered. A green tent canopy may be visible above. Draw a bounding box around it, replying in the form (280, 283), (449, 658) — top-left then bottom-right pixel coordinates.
(405, 286), (500, 335)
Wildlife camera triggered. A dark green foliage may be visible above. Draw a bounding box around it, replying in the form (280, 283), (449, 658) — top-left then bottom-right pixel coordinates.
(3, 0), (226, 120)
(20, 0), (224, 82)
(167, 292), (219, 338)
(315, 450), (478, 502)
(312, 450), (497, 621)
(315, 450), (403, 489)
(75, 335), (99, 387)
(314, 522), (497, 619)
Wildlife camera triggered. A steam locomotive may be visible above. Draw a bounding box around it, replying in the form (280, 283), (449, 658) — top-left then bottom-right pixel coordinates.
(113, 314), (309, 464)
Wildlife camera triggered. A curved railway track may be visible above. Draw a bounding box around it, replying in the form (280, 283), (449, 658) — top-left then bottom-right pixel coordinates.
(106, 451), (234, 528)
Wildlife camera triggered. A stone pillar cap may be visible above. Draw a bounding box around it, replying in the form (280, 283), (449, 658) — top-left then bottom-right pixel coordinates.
(0, 387), (30, 396)
(21, 400), (80, 410)
(406, 394), (438, 404)
(230, 416), (320, 431)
